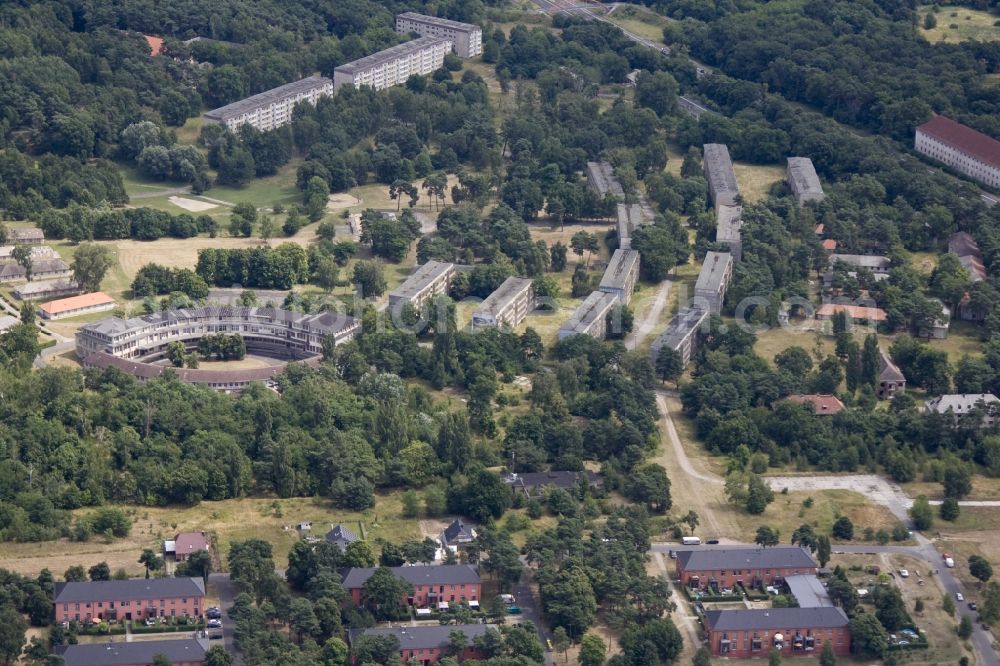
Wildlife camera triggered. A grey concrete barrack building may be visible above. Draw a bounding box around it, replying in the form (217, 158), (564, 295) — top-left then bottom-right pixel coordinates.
(695, 251), (733, 316)
(829, 254), (891, 274)
(598, 249), (640, 305)
(11, 228), (44, 245)
(650, 305), (708, 368)
(786, 157), (825, 205)
(703, 143), (740, 210)
(202, 76), (333, 132)
(617, 203), (649, 251)
(586, 161), (625, 199)
(0, 257), (71, 283)
(13, 279), (80, 301)
(334, 36), (453, 92)
(558, 290), (620, 340)
(915, 115), (1000, 189)
(388, 261), (456, 315)
(396, 12), (482, 57)
(471, 276), (535, 330)
(715, 204), (743, 262)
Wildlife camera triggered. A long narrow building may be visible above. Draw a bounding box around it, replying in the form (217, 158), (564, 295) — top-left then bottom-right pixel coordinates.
(703, 143), (740, 210)
(616, 203), (648, 250)
(388, 261), (456, 316)
(715, 204), (743, 262)
(915, 115), (1000, 189)
(586, 161), (625, 199)
(650, 305), (708, 368)
(694, 251), (733, 315)
(559, 290), (619, 340)
(334, 37), (453, 91)
(471, 276), (535, 330)
(203, 76), (333, 132)
(598, 249), (640, 305)
(786, 157), (825, 205)
(396, 12), (482, 57)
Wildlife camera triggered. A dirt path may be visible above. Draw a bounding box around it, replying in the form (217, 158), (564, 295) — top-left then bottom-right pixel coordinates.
(626, 275), (671, 350)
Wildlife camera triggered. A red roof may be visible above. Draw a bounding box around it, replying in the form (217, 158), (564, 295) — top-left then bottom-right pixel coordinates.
(918, 115), (1000, 170)
(816, 303), (887, 322)
(38, 292), (115, 315)
(783, 394), (845, 415)
(174, 532), (209, 555)
(144, 35), (164, 56)
(822, 239), (837, 251)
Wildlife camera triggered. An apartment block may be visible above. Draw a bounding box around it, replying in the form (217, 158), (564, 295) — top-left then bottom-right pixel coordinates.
(915, 115), (1000, 189)
(705, 608), (850, 658)
(388, 261), (456, 317)
(203, 76), (333, 132)
(342, 565), (481, 608)
(559, 290), (619, 340)
(334, 37), (453, 92)
(396, 12), (482, 57)
(54, 638), (209, 666)
(616, 203), (649, 250)
(716, 204), (743, 262)
(586, 161), (625, 199)
(786, 157), (825, 205)
(471, 276), (535, 330)
(54, 578), (205, 623)
(351, 625), (489, 664)
(650, 305), (708, 368)
(694, 251), (733, 315)
(598, 249), (640, 304)
(703, 143), (740, 210)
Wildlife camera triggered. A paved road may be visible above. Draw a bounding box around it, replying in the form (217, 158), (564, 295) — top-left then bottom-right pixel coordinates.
(511, 564), (556, 665)
(210, 573), (243, 666)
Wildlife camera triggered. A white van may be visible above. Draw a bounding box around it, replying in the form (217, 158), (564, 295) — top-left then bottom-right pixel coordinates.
(682, 536), (701, 545)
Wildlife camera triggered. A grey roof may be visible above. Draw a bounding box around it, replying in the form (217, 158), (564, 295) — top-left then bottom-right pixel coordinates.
(676, 546), (816, 572)
(785, 574), (832, 608)
(442, 519), (476, 544)
(949, 231), (981, 258)
(695, 251), (732, 293)
(342, 565), (480, 589)
(599, 249), (639, 292)
(53, 578), (205, 604)
(586, 161), (625, 198)
(716, 205), (742, 243)
(0, 258), (70, 279)
(787, 157), (824, 200)
(326, 524), (359, 545)
(203, 76), (332, 122)
(335, 37), (451, 75)
(473, 276), (533, 319)
(879, 350), (906, 383)
(705, 607), (848, 632)
(389, 261), (454, 302)
(829, 254), (891, 270)
(559, 291), (619, 337)
(13, 279), (79, 297)
(0, 315), (18, 332)
(12, 227), (44, 241)
(703, 143), (739, 204)
(397, 12), (481, 34)
(351, 624), (492, 650)
(651, 306), (708, 352)
(924, 393), (1000, 415)
(80, 306), (356, 339)
(54, 638), (209, 666)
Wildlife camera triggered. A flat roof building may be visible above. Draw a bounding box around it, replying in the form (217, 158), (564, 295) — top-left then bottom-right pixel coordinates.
(703, 144), (740, 210)
(586, 161), (625, 199)
(38, 292), (116, 320)
(334, 37), (453, 92)
(558, 290), (619, 340)
(786, 157), (825, 205)
(471, 276), (535, 330)
(388, 261), (456, 317)
(916, 115), (1000, 189)
(54, 638), (209, 666)
(396, 12), (482, 58)
(203, 76), (333, 133)
(616, 203), (648, 250)
(650, 305), (708, 369)
(785, 574), (832, 608)
(715, 204), (743, 262)
(598, 249), (640, 305)
(829, 254), (891, 273)
(694, 251), (733, 315)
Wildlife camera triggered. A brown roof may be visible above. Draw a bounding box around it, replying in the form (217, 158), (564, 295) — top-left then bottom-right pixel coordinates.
(821, 239), (837, 251)
(949, 231), (981, 259)
(144, 35), (164, 56)
(783, 394), (845, 415)
(174, 531), (209, 555)
(814, 224), (824, 235)
(38, 292), (115, 315)
(918, 115), (1000, 170)
(816, 303), (887, 322)
(879, 350), (906, 383)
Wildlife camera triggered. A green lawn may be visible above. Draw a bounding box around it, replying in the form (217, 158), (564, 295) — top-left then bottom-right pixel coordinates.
(919, 4), (1000, 43)
(606, 5), (671, 43)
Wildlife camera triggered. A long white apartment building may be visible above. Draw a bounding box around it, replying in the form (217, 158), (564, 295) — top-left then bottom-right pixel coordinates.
(396, 12), (482, 58)
(703, 143), (740, 211)
(334, 37), (453, 92)
(598, 249), (640, 305)
(694, 251), (733, 316)
(202, 76), (333, 132)
(471, 277), (535, 330)
(559, 290), (619, 340)
(915, 115), (1000, 189)
(786, 157), (825, 205)
(388, 261), (456, 316)
(716, 204), (743, 262)
(617, 203), (648, 251)
(650, 305), (708, 368)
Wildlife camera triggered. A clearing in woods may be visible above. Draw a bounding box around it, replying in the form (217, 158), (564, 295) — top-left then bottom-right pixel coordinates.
(919, 4), (1000, 43)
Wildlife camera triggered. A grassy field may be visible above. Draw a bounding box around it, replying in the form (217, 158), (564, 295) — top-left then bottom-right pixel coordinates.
(733, 162), (785, 202)
(924, 320), (984, 363)
(0, 494), (422, 578)
(605, 4), (670, 43)
(919, 4), (1000, 43)
(753, 323), (835, 363)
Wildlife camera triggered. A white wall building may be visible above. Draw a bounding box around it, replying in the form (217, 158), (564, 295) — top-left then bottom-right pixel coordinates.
(203, 76), (333, 132)
(334, 37), (453, 92)
(915, 115), (1000, 189)
(396, 12), (482, 58)
(472, 277), (535, 330)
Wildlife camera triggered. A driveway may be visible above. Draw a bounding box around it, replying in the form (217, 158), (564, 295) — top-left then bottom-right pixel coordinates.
(511, 563), (556, 666)
(209, 573), (243, 666)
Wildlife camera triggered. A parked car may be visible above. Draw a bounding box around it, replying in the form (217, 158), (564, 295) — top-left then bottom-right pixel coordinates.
(206, 608), (222, 620)
(209, 630), (223, 640)
(706, 539), (720, 545)
(956, 592), (965, 602)
(207, 619), (223, 628)
(506, 606), (522, 615)
(898, 569), (909, 578)
(969, 602), (978, 611)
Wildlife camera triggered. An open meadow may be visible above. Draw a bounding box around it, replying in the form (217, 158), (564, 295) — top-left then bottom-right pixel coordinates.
(919, 4), (1000, 43)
